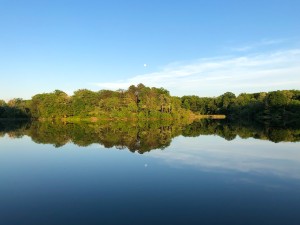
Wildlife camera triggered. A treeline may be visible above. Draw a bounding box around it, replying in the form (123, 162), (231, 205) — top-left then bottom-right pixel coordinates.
(1, 85), (300, 122)
(0, 98), (30, 119)
(181, 90), (300, 123)
(0, 84), (192, 120)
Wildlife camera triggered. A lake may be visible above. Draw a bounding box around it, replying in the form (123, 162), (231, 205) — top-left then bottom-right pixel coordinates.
(0, 120), (300, 225)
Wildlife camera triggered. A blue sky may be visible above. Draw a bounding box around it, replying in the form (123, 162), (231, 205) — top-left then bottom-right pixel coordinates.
(1, 0), (300, 100)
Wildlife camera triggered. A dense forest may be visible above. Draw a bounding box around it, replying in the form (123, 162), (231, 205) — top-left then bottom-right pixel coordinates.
(1, 120), (299, 153)
(182, 89), (300, 123)
(0, 84), (192, 120)
(1, 84), (300, 123)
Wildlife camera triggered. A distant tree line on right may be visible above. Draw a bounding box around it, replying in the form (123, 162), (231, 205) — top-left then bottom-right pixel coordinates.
(181, 90), (300, 123)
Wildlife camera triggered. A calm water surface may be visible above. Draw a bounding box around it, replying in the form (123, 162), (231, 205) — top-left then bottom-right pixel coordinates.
(0, 121), (300, 225)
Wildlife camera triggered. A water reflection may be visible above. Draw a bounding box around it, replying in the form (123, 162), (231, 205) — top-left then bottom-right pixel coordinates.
(1, 120), (300, 225)
(149, 135), (300, 180)
(0, 120), (299, 152)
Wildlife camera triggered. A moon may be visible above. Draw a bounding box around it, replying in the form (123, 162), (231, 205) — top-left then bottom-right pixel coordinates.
(143, 64), (147, 67)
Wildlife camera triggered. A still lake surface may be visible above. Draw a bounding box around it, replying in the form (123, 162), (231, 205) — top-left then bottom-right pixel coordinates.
(0, 120), (300, 225)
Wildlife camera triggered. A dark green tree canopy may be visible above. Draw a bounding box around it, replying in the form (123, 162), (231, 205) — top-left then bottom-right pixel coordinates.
(1, 86), (299, 124)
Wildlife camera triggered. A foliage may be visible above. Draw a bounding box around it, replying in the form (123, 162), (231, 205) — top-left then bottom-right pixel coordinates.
(181, 90), (300, 123)
(1, 86), (300, 125)
(1, 84), (191, 120)
(0, 98), (30, 118)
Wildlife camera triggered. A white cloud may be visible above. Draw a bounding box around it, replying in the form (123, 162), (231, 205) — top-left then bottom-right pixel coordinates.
(230, 38), (288, 52)
(93, 48), (300, 97)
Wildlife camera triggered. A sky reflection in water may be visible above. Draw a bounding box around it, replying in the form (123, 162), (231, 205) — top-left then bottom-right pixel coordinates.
(0, 123), (300, 225)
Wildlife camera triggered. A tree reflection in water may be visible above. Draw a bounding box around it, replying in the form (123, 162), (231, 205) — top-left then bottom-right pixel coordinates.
(1, 119), (300, 152)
